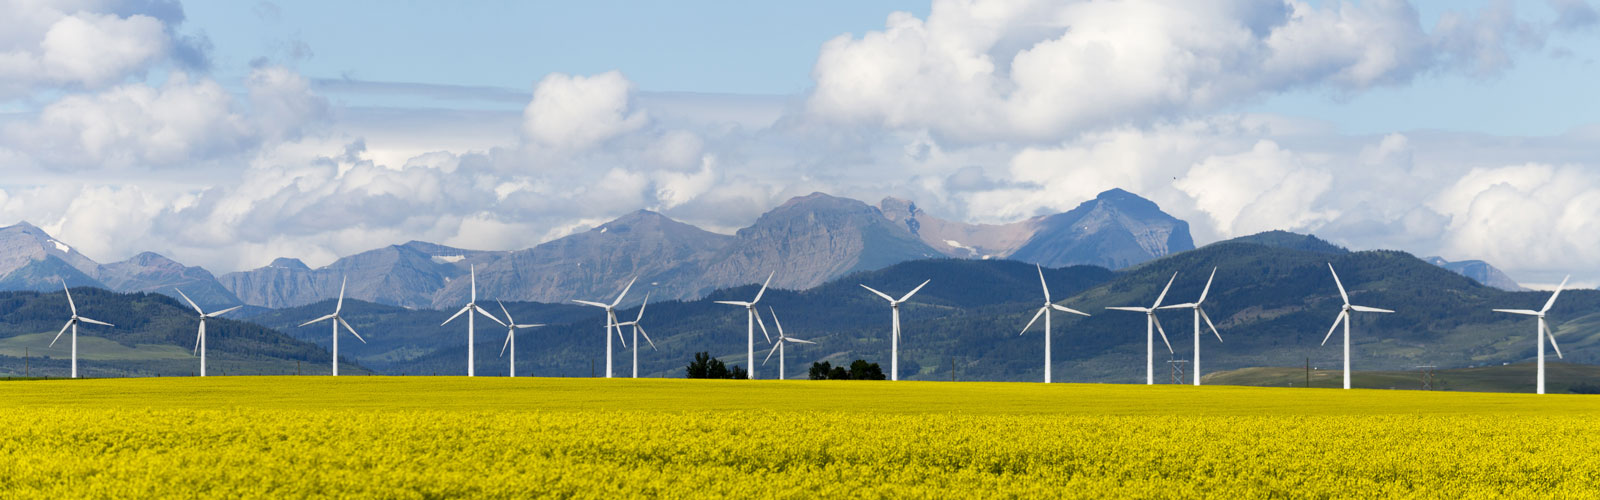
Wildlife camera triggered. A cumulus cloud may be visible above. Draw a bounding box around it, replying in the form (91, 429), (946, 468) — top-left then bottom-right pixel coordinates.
(808, 0), (1588, 142)
(521, 71), (647, 151)
(0, 0), (208, 98)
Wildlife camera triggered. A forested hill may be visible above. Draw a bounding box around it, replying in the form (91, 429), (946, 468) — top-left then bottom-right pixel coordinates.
(0, 288), (368, 377)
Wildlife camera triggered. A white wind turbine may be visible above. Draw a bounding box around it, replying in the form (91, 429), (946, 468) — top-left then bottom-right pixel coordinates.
(49, 282), (114, 379)
(175, 288), (241, 377)
(495, 299), (544, 378)
(1320, 264), (1394, 390)
(1019, 264), (1090, 383)
(613, 293), (658, 378)
(1106, 273), (1179, 385)
(442, 265), (505, 377)
(573, 277), (637, 379)
(1493, 275), (1570, 395)
(298, 276), (366, 376)
(860, 278), (930, 381)
(1157, 268), (1224, 386)
(714, 272), (774, 380)
(763, 307), (815, 380)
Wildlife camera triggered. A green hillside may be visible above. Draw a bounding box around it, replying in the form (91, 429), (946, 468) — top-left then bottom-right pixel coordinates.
(0, 288), (368, 377)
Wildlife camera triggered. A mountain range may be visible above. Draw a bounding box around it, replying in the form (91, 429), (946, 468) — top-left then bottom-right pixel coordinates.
(0, 189), (1526, 315)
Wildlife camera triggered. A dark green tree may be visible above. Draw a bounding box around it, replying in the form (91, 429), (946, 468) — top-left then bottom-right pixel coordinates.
(809, 361), (832, 380)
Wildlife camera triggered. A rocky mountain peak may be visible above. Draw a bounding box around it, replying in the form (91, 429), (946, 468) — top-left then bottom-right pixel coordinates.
(268, 258), (311, 271)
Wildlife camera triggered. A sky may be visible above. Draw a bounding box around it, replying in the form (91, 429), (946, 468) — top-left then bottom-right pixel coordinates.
(1, 0), (1598, 288)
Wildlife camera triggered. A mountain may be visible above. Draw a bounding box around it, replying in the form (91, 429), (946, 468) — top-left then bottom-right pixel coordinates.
(699, 193), (944, 292)
(0, 288), (364, 377)
(0, 222), (106, 290)
(878, 197), (1034, 259)
(220, 242), (490, 309)
(1007, 188), (1195, 269)
(1424, 256), (1528, 292)
(1221, 230), (1346, 254)
(98, 252), (243, 309)
(436, 210), (729, 307)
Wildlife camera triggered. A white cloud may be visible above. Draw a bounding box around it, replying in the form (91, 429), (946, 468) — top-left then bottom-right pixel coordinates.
(1178, 140), (1337, 236)
(0, 2), (179, 98)
(1430, 164), (1600, 272)
(521, 71), (647, 151)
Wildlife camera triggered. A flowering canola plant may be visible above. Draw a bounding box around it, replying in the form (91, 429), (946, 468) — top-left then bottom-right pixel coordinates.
(0, 377), (1596, 498)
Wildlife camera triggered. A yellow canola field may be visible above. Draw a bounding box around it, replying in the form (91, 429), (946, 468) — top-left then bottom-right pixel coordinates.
(1, 377), (1597, 498)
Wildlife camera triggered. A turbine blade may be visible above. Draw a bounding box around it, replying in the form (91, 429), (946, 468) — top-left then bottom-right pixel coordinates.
(336, 276), (347, 314)
(78, 317), (112, 327)
(208, 305), (243, 318)
(476, 306), (507, 327)
(768, 307), (785, 337)
(754, 271), (774, 303)
(1492, 309), (1541, 316)
(713, 300), (748, 306)
(441, 305), (471, 326)
(898, 279), (931, 302)
(62, 282), (76, 315)
(1051, 304), (1091, 316)
(50, 320), (72, 347)
(194, 322), (202, 355)
(1036, 264), (1051, 302)
(1321, 312), (1346, 346)
(1199, 308), (1222, 342)
(1541, 275), (1570, 314)
(1152, 272), (1178, 308)
(788, 338), (816, 344)
(1158, 303), (1196, 310)
(859, 284), (894, 302)
(755, 310), (772, 343)
(299, 313), (336, 328)
(339, 317), (367, 344)
(763, 338), (781, 365)
(572, 300), (609, 308)
(1350, 305), (1394, 314)
(1152, 314), (1173, 353)
(175, 288), (204, 315)
(1543, 321), (1564, 359)
(500, 330), (512, 357)
(1105, 306), (1148, 312)
(614, 321), (628, 349)
(611, 276), (638, 307)
(1328, 264), (1349, 305)
(635, 293), (650, 322)
(470, 264), (477, 303)
(497, 299), (514, 326)
(1020, 307), (1046, 335)
(1198, 267), (1217, 304)
(637, 326), (657, 351)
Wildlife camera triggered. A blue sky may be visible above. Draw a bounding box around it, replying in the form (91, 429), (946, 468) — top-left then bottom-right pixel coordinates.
(2, 0), (1599, 287)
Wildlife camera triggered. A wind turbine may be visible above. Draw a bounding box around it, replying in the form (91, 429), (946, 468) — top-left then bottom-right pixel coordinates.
(1106, 272), (1179, 385)
(49, 282), (113, 379)
(495, 300), (544, 378)
(1158, 268), (1223, 386)
(1493, 275), (1570, 395)
(714, 272), (774, 379)
(1019, 264), (1089, 383)
(860, 278), (930, 381)
(298, 276), (367, 376)
(613, 293), (657, 378)
(1320, 264), (1394, 390)
(573, 276), (637, 378)
(175, 288), (241, 377)
(763, 307), (815, 380)
(442, 265), (505, 377)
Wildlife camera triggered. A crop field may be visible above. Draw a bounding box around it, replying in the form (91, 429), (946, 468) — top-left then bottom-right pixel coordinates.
(2, 378), (1598, 498)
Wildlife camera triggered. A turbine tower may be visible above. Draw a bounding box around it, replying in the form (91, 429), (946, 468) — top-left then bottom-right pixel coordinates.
(613, 293), (657, 378)
(860, 279), (930, 381)
(1320, 264), (1395, 390)
(573, 277), (637, 378)
(1493, 275), (1570, 394)
(298, 276), (366, 376)
(495, 300), (544, 378)
(1157, 268), (1224, 386)
(714, 272), (774, 379)
(442, 265), (505, 377)
(175, 288), (241, 377)
(1019, 264), (1089, 383)
(763, 307), (815, 380)
(49, 282), (114, 379)
(1106, 273), (1179, 385)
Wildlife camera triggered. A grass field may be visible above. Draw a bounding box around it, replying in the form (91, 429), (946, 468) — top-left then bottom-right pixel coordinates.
(2, 377), (1598, 498)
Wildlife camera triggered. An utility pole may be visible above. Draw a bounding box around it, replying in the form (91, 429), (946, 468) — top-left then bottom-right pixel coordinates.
(297, 360), (301, 376)
(950, 357), (955, 382)
(25, 347), (29, 377)
(591, 359), (595, 378)
(1168, 359), (1188, 384)
(1305, 357), (1310, 388)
